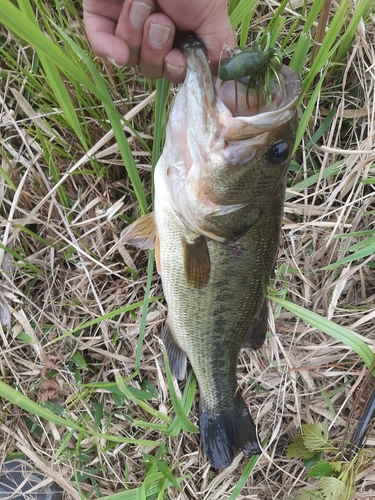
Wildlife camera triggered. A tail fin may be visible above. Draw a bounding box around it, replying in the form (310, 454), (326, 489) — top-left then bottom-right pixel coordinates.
(199, 394), (261, 469)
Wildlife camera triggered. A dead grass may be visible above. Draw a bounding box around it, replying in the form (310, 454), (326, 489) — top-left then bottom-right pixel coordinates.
(1, 1), (375, 499)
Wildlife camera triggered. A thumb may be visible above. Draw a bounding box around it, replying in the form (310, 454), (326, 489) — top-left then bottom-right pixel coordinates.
(195, 6), (236, 76)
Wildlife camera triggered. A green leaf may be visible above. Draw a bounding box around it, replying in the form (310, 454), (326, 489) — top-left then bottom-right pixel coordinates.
(293, 65), (329, 153)
(334, 0), (375, 62)
(307, 460), (335, 478)
(302, 423), (329, 452)
(303, 451), (324, 469)
(290, 492), (324, 500)
(115, 374), (171, 423)
(72, 350), (87, 369)
(156, 460), (181, 492)
(319, 477), (346, 500)
(286, 434), (318, 460)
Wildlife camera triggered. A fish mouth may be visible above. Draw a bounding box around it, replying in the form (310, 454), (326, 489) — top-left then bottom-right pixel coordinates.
(162, 36), (301, 240)
(180, 35), (301, 139)
(180, 35), (229, 136)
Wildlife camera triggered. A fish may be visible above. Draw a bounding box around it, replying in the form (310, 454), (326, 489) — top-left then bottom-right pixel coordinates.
(122, 35), (301, 469)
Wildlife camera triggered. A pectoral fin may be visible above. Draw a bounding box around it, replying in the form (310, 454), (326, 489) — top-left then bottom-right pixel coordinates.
(183, 235), (211, 289)
(120, 212), (156, 250)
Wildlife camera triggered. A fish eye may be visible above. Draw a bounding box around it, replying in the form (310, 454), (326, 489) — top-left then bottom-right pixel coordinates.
(268, 141), (289, 164)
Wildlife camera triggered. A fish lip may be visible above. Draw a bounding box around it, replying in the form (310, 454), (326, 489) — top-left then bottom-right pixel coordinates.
(181, 35), (301, 132)
(181, 34), (208, 58)
(181, 35), (217, 117)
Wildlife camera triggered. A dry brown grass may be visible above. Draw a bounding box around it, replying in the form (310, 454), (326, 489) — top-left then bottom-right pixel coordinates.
(1, 1), (375, 499)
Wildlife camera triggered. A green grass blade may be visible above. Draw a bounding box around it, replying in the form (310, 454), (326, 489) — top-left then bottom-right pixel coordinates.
(17, 0), (88, 148)
(45, 296), (161, 346)
(301, 0), (327, 33)
(0, 242), (41, 274)
(0, 380), (90, 431)
(0, 0), (109, 104)
(151, 78), (170, 172)
(0, 380), (156, 445)
(285, 161), (344, 200)
(306, 107), (337, 148)
(302, 0), (351, 94)
(230, 0), (258, 30)
(321, 243), (375, 270)
(162, 346), (199, 434)
(135, 250), (156, 371)
(289, 33), (312, 74)
(347, 235), (375, 251)
(239, 10), (252, 47)
(55, 25), (148, 214)
(99, 475), (185, 499)
(167, 370), (197, 436)
(115, 374), (171, 423)
(0, 160), (17, 191)
(293, 66), (329, 153)
(228, 452), (262, 499)
(266, 0), (290, 47)
(334, 0), (375, 61)
(268, 297), (375, 370)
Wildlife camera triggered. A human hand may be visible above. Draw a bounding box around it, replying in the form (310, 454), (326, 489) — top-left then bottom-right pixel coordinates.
(83, 0), (235, 83)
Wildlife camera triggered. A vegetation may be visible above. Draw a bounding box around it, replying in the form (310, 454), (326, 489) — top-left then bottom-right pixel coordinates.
(0, 0), (374, 498)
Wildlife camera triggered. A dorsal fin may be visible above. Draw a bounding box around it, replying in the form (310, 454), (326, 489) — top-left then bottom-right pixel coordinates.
(182, 235), (211, 289)
(120, 212), (156, 250)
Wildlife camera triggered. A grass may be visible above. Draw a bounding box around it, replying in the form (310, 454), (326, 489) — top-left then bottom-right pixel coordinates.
(0, 0), (375, 498)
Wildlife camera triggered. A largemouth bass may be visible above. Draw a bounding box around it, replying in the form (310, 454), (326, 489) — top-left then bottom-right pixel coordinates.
(123, 35), (301, 469)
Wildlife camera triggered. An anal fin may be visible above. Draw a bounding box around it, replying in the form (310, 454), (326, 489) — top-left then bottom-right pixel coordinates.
(162, 320), (187, 381)
(183, 235), (210, 289)
(120, 212), (156, 250)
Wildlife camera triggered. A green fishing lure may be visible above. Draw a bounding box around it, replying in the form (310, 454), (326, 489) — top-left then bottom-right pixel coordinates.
(219, 39), (283, 110)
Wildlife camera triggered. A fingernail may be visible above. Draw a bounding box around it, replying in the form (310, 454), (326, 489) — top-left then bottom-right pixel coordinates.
(149, 23), (170, 48)
(129, 1), (152, 29)
(165, 62), (184, 78)
(106, 57), (123, 68)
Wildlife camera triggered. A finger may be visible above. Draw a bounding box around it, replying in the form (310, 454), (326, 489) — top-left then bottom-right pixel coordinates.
(164, 48), (186, 84)
(115, 0), (155, 68)
(139, 14), (175, 79)
(196, 6), (236, 76)
(84, 11), (130, 66)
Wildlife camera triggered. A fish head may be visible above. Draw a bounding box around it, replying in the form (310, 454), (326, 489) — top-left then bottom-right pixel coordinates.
(158, 36), (301, 241)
